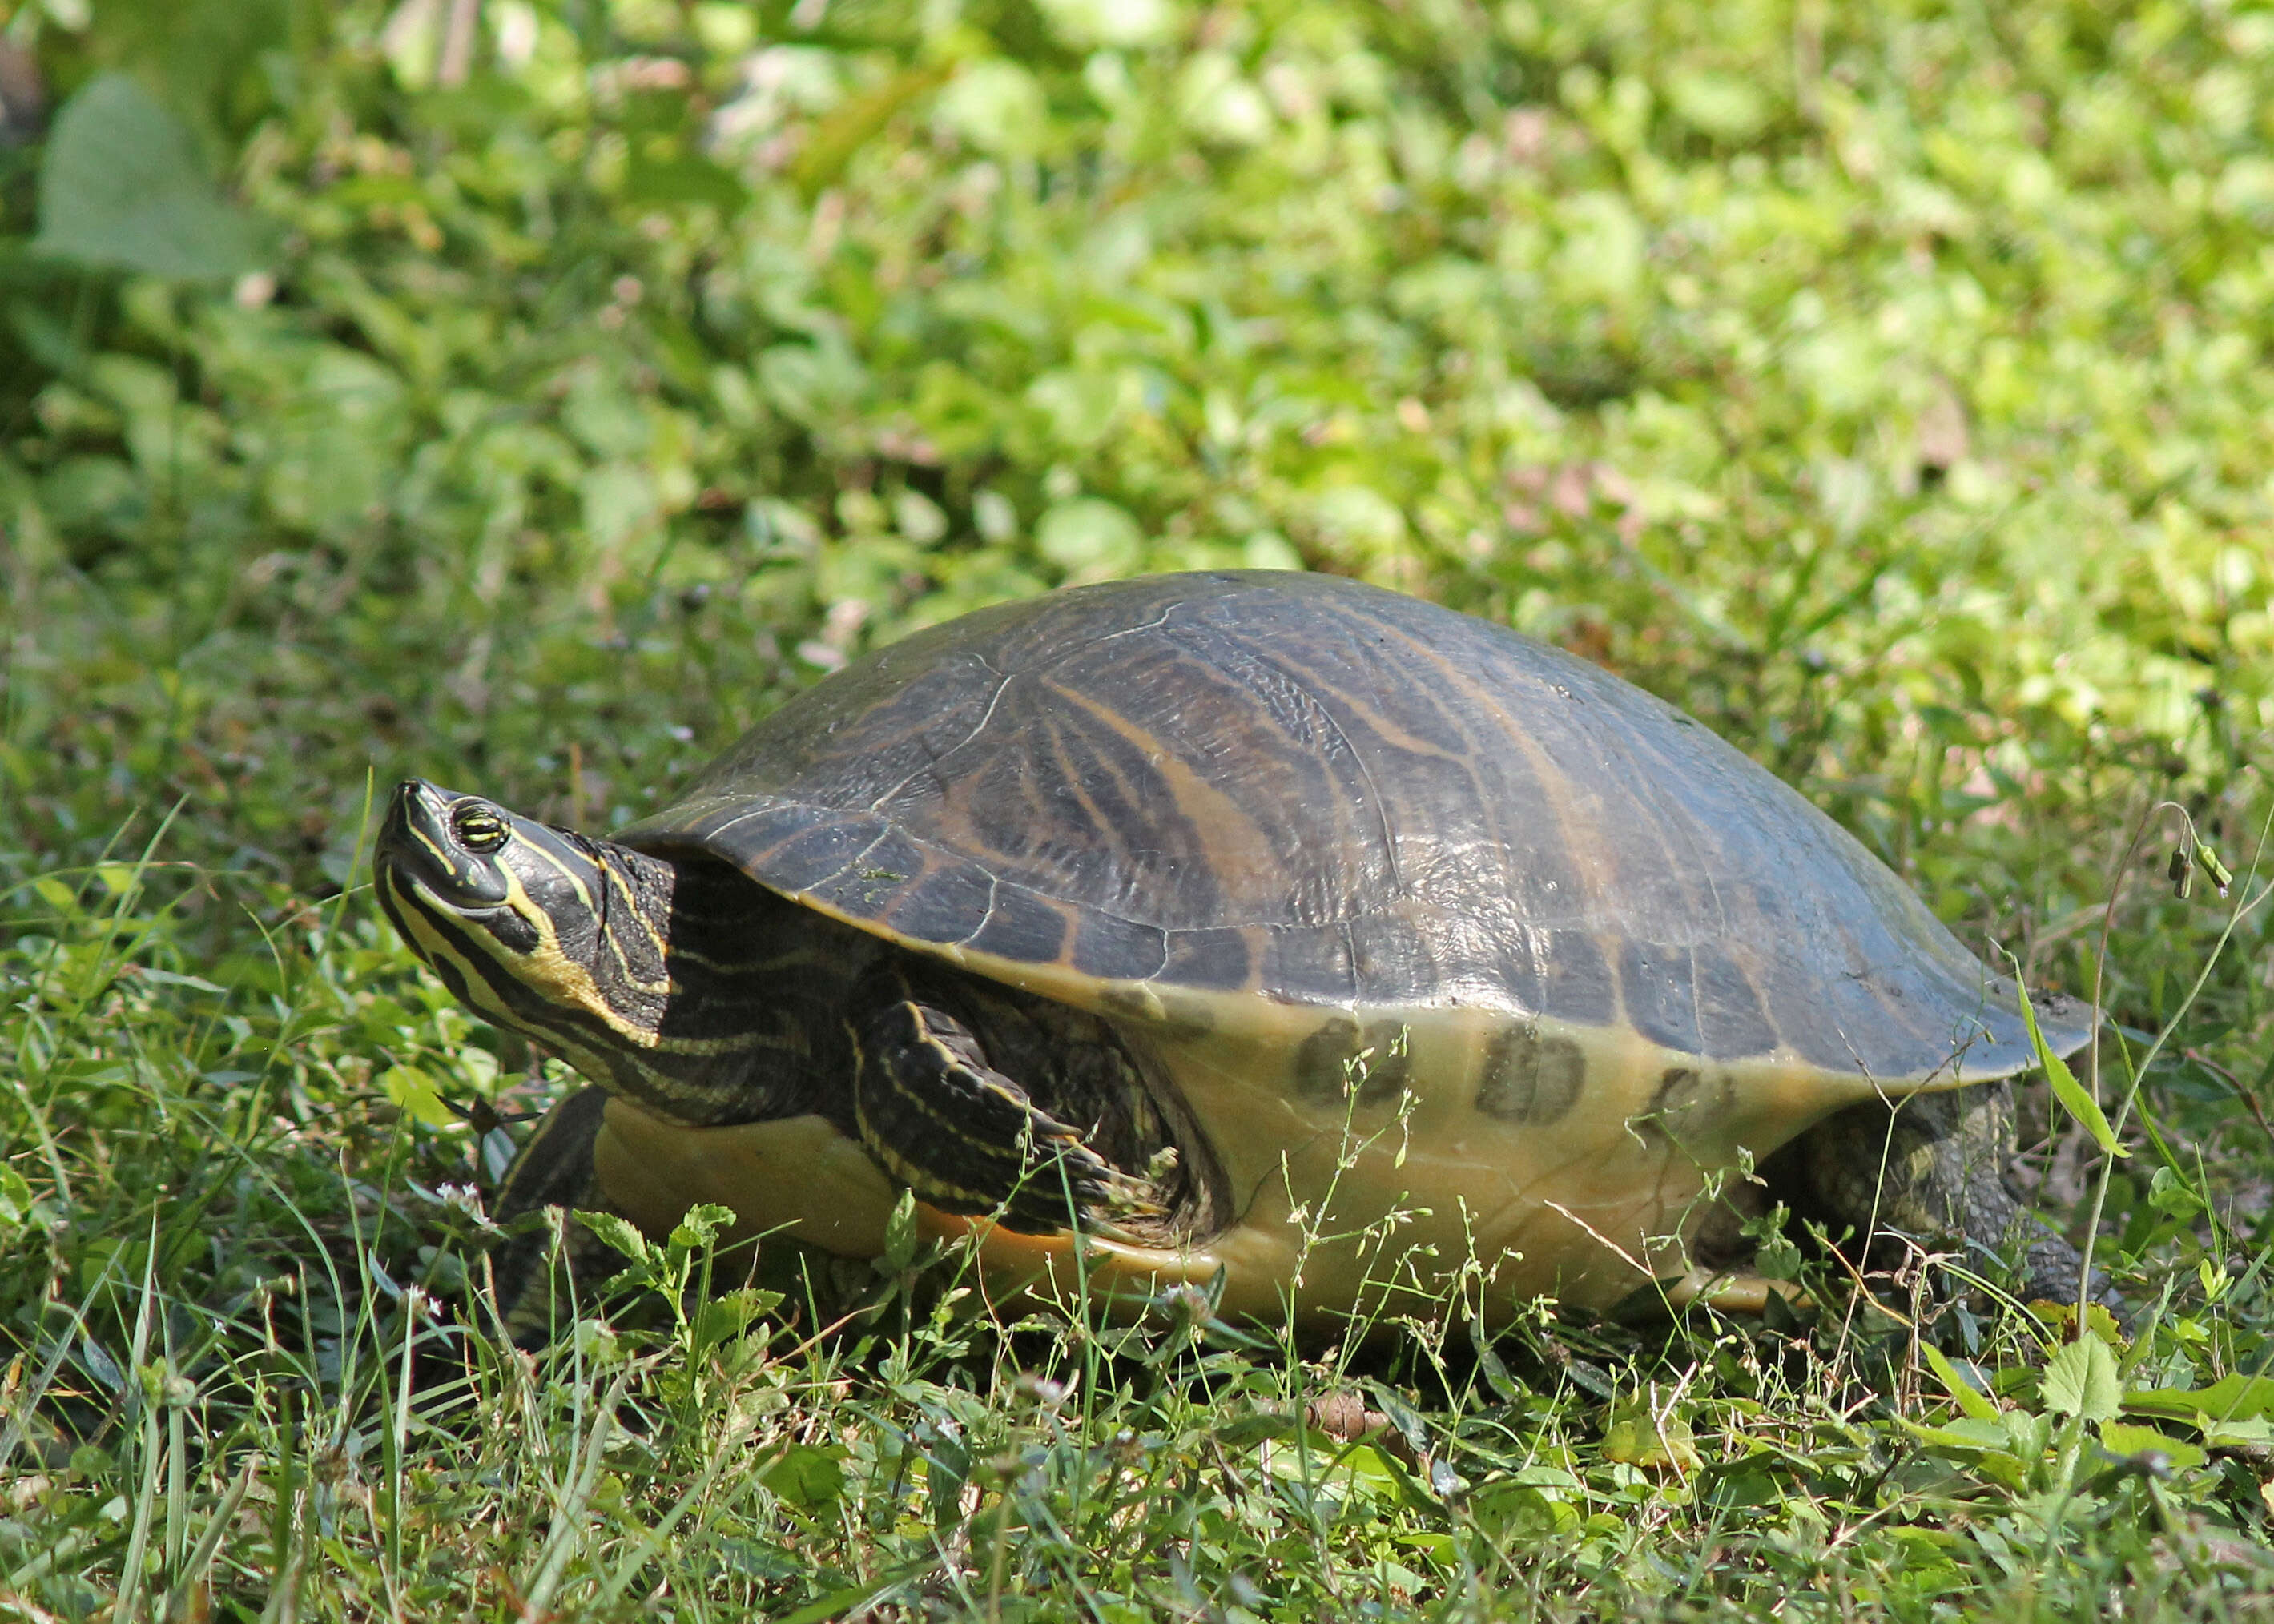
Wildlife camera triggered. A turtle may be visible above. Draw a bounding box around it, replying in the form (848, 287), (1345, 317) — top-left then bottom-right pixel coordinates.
(373, 570), (2100, 1337)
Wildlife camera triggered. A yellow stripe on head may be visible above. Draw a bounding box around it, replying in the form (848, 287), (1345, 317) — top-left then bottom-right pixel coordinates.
(374, 778), (793, 1120)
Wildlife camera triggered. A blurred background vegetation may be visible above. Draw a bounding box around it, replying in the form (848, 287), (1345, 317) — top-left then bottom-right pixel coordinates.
(2, 0), (2273, 1614)
(6, 0), (2269, 914)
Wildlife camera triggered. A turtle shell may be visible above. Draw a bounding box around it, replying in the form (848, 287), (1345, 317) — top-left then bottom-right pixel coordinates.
(622, 569), (2092, 1085)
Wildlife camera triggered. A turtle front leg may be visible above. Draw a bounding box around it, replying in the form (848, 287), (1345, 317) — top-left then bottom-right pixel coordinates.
(1788, 1080), (2103, 1309)
(851, 969), (1157, 1234)
(489, 1086), (637, 1346)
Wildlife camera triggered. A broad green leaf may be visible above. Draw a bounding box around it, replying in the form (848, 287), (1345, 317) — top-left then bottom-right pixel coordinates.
(2012, 968), (2126, 1159)
(1922, 1342), (2001, 1422)
(0, 1166), (36, 1228)
(1467, 1481), (1582, 1542)
(2147, 1164), (2205, 1218)
(1028, 368), (1129, 449)
(668, 1202), (737, 1252)
(693, 1287), (781, 1357)
(1035, 0), (1179, 48)
(1601, 1398), (1700, 1472)
(1899, 1415), (2019, 1453)
(2123, 1374), (2274, 1425)
(2099, 1421), (2205, 1471)
(34, 74), (268, 279)
(1666, 70), (1771, 141)
(380, 1065), (460, 1131)
(760, 1444), (847, 1510)
(2204, 1417), (2274, 1449)
(881, 1188), (920, 1273)
(2042, 1335), (2122, 1423)
(577, 1210), (652, 1265)
(936, 60), (1050, 159)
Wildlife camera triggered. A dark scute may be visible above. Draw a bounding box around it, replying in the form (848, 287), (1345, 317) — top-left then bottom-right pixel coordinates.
(1626, 1066), (1696, 1144)
(1346, 910), (1439, 1003)
(808, 825), (932, 921)
(1258, 923), (1358, 1005)
(1004, 683), (1229, 923)
(1541, 931), (1618, 1025)
(1161, 927), (1254, 991)
(742, 813), (882, 894)
(963, 887), (1073, 965)
(1475, 1024), (1587, 1124)
(1691, 943), (1778, 1059)
(1485, 932), (1549, 1022)
(1069, 909), (1169, 980)
(1620, 941), (1701, 1054)
(881, 862), (997, 944)
(1781, 969), (1962, 1079)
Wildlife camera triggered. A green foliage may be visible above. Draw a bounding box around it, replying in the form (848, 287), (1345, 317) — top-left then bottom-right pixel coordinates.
(33, 73), (272, 279)
(1, 0), (2272, 1615)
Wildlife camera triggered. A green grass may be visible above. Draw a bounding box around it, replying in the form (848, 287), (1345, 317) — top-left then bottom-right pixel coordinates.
(3, 0), (2274, 1615)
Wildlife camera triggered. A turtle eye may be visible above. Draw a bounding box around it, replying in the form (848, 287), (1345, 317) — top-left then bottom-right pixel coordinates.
(453, 805), (509, 854)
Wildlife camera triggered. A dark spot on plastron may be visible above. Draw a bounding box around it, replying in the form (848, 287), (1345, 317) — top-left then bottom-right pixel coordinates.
(1652, 1067), (1699, 1110)
(1294, 1018), (1362, 1101)
(1096, 985), (1153, 1022)
(1153, 994), (1217, 1043)
(1292, 1016), (1411, 1106)
(1352, 1021), (1414, 1106)
(1475, 1024), (1587, 1124)
(1632, 1067), (1734, 1150)
(1628, 1067), (1695, 1144)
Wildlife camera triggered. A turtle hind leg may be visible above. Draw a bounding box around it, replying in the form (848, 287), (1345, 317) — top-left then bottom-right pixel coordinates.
(1780, 1079), (2101, 1310)
(851, 979), (1157, 1234)
(489, 1085), (636, 1348)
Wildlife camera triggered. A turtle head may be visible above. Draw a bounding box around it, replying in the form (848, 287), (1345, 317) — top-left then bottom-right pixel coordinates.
(375, 778), (675, 1056)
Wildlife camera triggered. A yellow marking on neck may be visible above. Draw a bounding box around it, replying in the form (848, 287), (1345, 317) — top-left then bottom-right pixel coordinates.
(595, 850), (674, 996)
(386, 860), (777, 1091)
(513, 838), (672, 1001)
(383, 877), (537, 1035)
(389, 862), (660, 1047)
